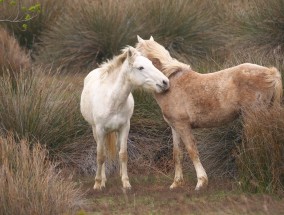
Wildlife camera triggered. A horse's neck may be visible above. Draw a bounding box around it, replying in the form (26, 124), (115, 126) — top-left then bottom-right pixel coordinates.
(109, 66), (133, 109)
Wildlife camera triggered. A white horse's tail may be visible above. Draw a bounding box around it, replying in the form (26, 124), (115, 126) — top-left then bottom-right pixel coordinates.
(269, 67), (283, 106)
(106, 132), (117, 160)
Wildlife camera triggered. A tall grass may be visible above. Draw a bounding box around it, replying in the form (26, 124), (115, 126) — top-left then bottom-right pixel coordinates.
(0, 28), (30, 76)
(236, 106), (284, 193)
(136, 0), (227, 66)
(36, 0), (138, 73)
(0, 68), (89, 152)
(36, 0), (227, 73)
(0, 135), (87, 215)
(230, 0), (284, 57)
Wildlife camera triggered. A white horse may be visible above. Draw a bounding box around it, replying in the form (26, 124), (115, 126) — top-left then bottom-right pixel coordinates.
(80, 46), (169, 190)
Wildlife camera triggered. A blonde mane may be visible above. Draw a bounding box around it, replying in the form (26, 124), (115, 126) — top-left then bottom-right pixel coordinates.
(99, 48), (128, 76)
(162, 59), (191, 77)
(136, 40), (190, 77)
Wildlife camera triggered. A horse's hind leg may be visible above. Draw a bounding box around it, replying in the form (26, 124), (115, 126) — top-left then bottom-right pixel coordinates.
(118, 121), (131, 189)
(173, 123), (208, 191)
(170, 127), (185, 189)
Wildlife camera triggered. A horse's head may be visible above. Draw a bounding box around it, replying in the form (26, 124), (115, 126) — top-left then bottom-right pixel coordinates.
(125, 46), (169, 93)
(136, 36), (173, 72)
(136, 36), (191, 78)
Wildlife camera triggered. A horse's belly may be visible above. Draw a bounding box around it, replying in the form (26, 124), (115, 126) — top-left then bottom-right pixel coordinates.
(190, 109), (239, 128)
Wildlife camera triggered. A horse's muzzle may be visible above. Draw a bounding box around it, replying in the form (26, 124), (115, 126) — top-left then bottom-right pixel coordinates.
(157, 79), (170, 92)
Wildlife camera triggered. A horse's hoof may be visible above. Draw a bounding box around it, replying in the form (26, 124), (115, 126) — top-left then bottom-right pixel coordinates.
(170, 183), (178, 190)
(123, 184), (132, 190)
(93, 183), (104, 191)
(122, 179), (131, 190)
(195, 176), (208, 191)
(170, 179), (184, 190)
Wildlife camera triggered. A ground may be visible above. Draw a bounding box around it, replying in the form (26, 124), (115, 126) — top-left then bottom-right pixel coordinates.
(78, 174), (284, 215)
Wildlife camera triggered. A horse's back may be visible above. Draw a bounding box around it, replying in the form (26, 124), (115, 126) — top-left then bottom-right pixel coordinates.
(80, 68), (103, 125)
(156, 63), (282, 128)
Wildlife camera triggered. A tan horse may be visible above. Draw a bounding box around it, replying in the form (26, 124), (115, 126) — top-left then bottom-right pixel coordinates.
(136, 36), (283, 191)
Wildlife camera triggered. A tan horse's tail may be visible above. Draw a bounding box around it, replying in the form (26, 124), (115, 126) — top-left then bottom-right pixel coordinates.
(270, 67), (283, 106)
(106, 132), (117, 160)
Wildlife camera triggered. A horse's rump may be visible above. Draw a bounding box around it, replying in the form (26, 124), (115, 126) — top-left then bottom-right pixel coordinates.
(268, 67), (283, 105)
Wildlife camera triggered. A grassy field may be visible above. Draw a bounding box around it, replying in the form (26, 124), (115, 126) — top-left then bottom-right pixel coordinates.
(79, 174), (284, 215)
(1, 0), (284, 214)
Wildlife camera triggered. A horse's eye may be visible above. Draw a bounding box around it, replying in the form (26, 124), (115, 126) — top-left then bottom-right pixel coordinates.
(138, 66), (144, 70)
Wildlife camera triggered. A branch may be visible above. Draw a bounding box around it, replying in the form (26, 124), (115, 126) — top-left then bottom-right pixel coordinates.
(0, 0), (40, 27)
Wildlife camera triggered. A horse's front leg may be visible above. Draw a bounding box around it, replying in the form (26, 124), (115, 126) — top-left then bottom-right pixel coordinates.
(93, 127), (106, 190)
(173, 122), (208, 191)
(170, 127), (185, 189)
(118, 121), (131, 189)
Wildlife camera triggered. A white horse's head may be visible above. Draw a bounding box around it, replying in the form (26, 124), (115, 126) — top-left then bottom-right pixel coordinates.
(125, 46), (169, 93)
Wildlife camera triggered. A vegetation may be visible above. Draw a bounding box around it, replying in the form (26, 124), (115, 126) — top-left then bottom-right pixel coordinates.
(0, 0), (64, 49)
(0, 27), (30, 76)
(0, 0), (284, 214)
(231, 0), (284, 57)
(0, 68), (89, 152)
(35, 0), (226, 73)
(236, 106), (284, 193)
(0, 135), (87, 215)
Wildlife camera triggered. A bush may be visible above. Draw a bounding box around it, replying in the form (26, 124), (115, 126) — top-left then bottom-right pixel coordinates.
(0, 0), (65, 49)
(135, 0), (227, 66)
(236, 106), (284, 193)
(231, 0), (284, 57)
(0, 68), (89, 152)
(0, 135), (87, 215)
(36, 0), (138, 73)
(36, 0), (227, 73)
(0, 27), (30, 76)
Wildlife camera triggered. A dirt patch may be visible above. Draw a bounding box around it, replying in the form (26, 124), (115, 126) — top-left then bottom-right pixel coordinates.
(80, 174), (284, 215)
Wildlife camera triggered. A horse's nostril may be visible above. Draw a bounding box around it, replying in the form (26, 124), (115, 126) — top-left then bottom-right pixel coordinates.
(162, 80), (169, 87)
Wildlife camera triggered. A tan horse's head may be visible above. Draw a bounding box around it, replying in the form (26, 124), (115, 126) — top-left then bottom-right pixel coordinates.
(136, 36), (190, 77)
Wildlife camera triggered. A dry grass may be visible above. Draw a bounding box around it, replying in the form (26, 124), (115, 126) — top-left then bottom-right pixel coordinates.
(36, 0), (138, 73)
(36, 0), (227, 73)
(236, 106), (284, 193)
(0, 134), (87, 215)
(229, 0), (284, 56)
(0, 68), (89, 153)
(0, 28), (30, 76)
(136, 0), (227, 66)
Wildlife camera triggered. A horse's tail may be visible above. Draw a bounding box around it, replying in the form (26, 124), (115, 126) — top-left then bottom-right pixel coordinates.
(106, 132), (117, 160)
(269, 67), (283, 106)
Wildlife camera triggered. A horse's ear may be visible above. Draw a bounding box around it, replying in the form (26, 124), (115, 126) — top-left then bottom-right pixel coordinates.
(149, 36), (154, 41)
(127, 46), (135, 57)
(126, 46), (136, 64)
(137, 35), (144, 43)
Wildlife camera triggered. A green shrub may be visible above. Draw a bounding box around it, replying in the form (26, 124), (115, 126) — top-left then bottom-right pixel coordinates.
(236, 106), (284, 193)
(0, 0), (65, 49)
(0, 134), (87, 215)
(0, 68), (89, 152)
